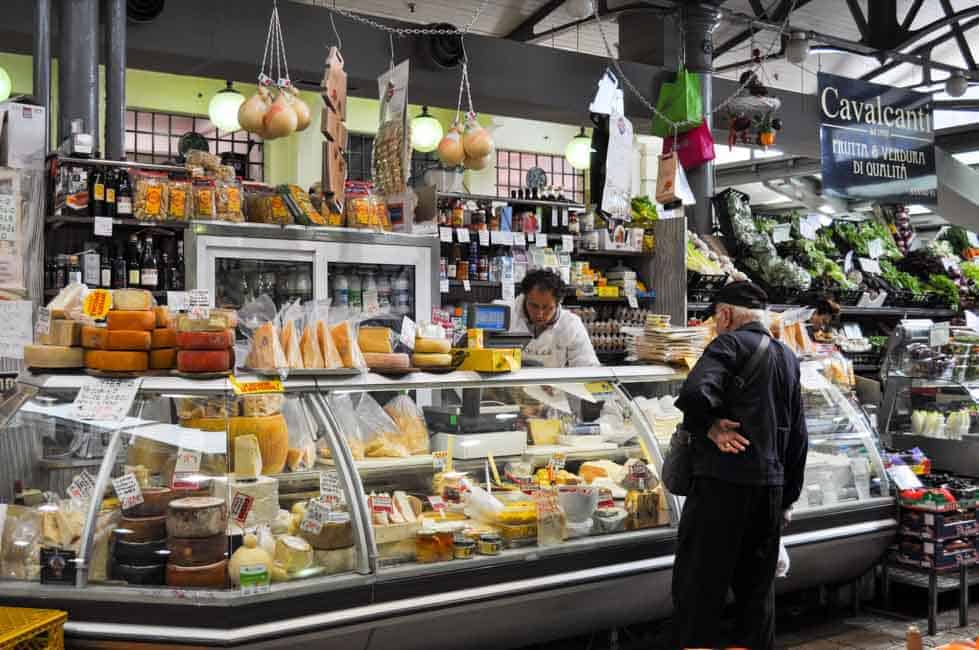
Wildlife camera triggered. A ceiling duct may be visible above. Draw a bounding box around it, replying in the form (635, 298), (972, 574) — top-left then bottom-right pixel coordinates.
(127, 0), (164, 23)
(426, 23), (464, 69)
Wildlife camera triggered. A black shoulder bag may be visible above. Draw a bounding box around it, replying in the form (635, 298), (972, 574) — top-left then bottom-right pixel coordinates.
(662, 333), (771, 496)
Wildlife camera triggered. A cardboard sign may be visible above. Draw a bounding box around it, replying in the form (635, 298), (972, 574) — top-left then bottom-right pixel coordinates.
(0, 300), (33, 359)
(229, 375), (284, 396)
(72, 378), (141, 421)
(111, 473), (143, 510)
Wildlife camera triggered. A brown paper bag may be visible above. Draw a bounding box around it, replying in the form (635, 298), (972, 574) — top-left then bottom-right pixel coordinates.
(655, 151), (679, 205)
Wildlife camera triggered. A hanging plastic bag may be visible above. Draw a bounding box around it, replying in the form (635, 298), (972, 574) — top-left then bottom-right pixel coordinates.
(322, 392), (366, 460)
(663, 119), (716, 170)
(776, 541), (790, 577)
(651, 67), (703, 137)
(356, 393), (408, 458)
(384, 393), (431, 455)
(240, 295), (288, 372)
(278, 299), (304, 370)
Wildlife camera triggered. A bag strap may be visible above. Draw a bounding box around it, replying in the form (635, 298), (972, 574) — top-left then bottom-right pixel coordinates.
(734, 333), (770, 390)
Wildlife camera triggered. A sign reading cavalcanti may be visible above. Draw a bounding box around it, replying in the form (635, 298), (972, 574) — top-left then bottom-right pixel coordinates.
(818, 72), (936, 205)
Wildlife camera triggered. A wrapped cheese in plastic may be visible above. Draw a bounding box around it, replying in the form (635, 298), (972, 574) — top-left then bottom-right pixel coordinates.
(280, 320), (304, 369)
(357, 393), (408, 458)
(330, 320), (367, 369)
(321, 393), (366, 460)
(241, 296), (287, 371)
(300, 324), (326, 369)
(317, 320), (343, 369)
(384, 393), (430, 455)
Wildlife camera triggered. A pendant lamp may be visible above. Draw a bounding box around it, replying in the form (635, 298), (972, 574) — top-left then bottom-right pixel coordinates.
(565, 127), (592, 170)
(0, 66), (11, 103)
(208, 81), (245, 132)
(411, 106), (444, 153)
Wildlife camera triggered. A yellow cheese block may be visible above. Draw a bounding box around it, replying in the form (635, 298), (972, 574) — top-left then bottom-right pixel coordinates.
(106, 310), (155, 331)
(179, 417), (227, 432)
(112, 289), (153, 311)
(358, 327), (394, 354)
(24, 345), (84, 369)
(84, 350), (149, 372)
(38, 319), (82, 347)
(233, 434), (263, 479)
(275, 535), (313, 572)
(414, 337), (451, 354)
(412, 353), (452, 367)
(81, 325), (108, 349)
(228, 414), (289, 475)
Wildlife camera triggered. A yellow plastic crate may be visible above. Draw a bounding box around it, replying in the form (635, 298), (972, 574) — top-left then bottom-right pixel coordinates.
(0, 607), (67, 650)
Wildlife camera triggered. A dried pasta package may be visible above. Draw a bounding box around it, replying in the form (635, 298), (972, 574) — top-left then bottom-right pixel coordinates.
(321, 195), (344, 227)
(356, 393), (409, 458)
(167, 179), (192, 221)
(384, 394), (430, 455)
(217, 179), (244, 222)
(343, 181), (375, 230)
(193, 179), (217, 221)
(185, 149), (221, 172)
(280, 184), (325, 226)
(133, 171), (169, 221)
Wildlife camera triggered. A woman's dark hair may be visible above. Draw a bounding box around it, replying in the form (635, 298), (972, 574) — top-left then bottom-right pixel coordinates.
(520, 269), (565, 300)
(813, 296), (841, 317)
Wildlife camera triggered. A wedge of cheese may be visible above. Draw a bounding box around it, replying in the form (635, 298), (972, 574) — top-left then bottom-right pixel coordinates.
(317, 320), (342, 369)
(300, 324), (325, 369)
(245, 322), (287, 370)
(38, 319), (82, 347)
(233, 434), (263, 478)
(280, 320), (304, 369)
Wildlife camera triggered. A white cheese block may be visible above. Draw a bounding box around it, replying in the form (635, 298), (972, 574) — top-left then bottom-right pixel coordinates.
(233, 434), (263, 479)
(24, 345), (84, 369)
(38, 319), (82, 346)
(48, 284), (84, 319)
(275, 535), (313, 572)
(314, 546), (356, 575)
(211, 475), (279, 529)
(112, 289), (153, 311)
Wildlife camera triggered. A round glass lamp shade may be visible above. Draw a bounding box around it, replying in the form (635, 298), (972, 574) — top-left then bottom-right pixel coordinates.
(411, 107), (444, 152)
(209, 82), (245, 132)
(0, 67), (11, 103)
(565, 129), (592, 170)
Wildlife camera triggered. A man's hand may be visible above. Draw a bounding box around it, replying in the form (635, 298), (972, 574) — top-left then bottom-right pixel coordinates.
(782, 508), (792, 530)
(707, 419), (749, 453)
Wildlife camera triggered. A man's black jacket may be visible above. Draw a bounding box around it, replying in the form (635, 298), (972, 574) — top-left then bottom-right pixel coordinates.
(675, 321), (808, 510)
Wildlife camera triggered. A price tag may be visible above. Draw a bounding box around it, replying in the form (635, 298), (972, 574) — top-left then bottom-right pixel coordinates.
(72, 377), (141, 422)
(111, 473), (143, 511)
(456, 228), (470, 243)
(844, 251), (854, 273)
(439, 279), (450, 294)
(478, 229), (490, 247)
(597, 487), (615, 509)
(859, 257), (881, 275)
(463, 279), (471, 292)
(230, 491), (254, 526)
(229, 375), (284, 396)
(433, 450), (448, 471)
(371, 494), (393, 513)
(930, 322), (950, 348)
(94, 216), (113, 237)
(440, 227), (454, 243)
(513, 232), (526, 247)
(490, 230), (503, 245)
(35, 307), (50, 338)
(562, 235), (574, 252)
(427, 495), (447, 513)
(842, 323), (863, 340)
(888, 464), (923, 491)
(970, 231), (979, 248)
(502, 282), (515, 302)
(772, 223), (791, 244)
(868, 238), (884, 260)
(165, 291), (187, 312)
(82, 289), (113, 320)
(67, 470), (96, 502)
(627, 294), (639, 309)
(0, 301), (32, 359)
(535, 234), (549, 248)
(547, 453), (566, 473)
(800, 221), (817, 240)
(239, 564), (270, 595)
(400, 316), (417, 350)
(319, 470), (344, 507)
(300, 499), (332, 535)
(967, 310), (979, 332)
(820, 214), (834, 227)
(500, 231), (514, 246)
(188, 289), (210, 320)
(910, 237), (924, 251)
(174, 447), (202, 474)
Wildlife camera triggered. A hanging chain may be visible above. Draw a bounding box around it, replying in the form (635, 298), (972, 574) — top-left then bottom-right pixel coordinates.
(326, 0), (492, 37)
(275, 4), (291, 82)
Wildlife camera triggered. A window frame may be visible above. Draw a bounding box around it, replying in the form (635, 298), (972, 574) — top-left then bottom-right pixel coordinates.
(495, 149), (586, 203)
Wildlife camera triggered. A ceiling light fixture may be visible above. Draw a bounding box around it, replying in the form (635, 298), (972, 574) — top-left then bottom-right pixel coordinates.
(785, 31), (810, 65)
(565, 0), (593, 20)
(410, 106), (444, 152)
(946, 72), (970, 98)
(208, 80), (245, 132)
(565, 127), (592, 170)
(0, 66), (11, 103)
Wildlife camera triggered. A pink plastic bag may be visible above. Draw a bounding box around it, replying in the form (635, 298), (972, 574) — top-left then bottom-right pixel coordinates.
(663, 120), (715, 170)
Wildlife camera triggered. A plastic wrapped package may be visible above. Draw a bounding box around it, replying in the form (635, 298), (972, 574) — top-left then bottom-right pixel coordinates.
(323, 393), (366, 459)
(193, 179), (217, 220)
(245, 183), (294, 225)
(186, 149), (221, 171)
(300, 323), (325, 369)
(282, 397), (317, 471)
(217, 165), (237, 182)
(281, 185), (326, 226)
(357, 393), (409, 458)
(344, 181), (376, 229)
(1, 505), (41, 579)
(330, 320), (367, 369)
(278, 300), (304, 370)
(241, 296), (288, 372)
(167, 180), (192, 221)
(384, 394), (431, 455)
(133, 171), (169, 221)
(216, 179), (244, 222)
(317, 320), (343, 369)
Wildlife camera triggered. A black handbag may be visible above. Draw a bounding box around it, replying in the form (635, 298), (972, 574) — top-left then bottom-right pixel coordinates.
(662, 334), (771, 496)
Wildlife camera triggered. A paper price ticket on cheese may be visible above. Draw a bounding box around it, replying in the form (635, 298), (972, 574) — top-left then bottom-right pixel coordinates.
(300, 499), (332, 535)
(72, 377), (141, 421)
(112, 473), (144, 511)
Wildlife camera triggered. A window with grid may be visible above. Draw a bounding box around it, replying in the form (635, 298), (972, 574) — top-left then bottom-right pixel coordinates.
(345, 133), (440, 186)
(124, 109), (264, 181)
(496, 150), (585, 203)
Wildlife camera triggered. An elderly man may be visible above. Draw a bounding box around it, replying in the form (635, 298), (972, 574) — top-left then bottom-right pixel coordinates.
(671, 281), (808, 650)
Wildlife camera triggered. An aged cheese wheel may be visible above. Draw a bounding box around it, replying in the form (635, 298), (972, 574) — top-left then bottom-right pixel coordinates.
(167, 496), (227, 538)
(112, 289), (153, 311)
(111, 561), (166, 585)
(151, 328), (177, 349)
(81, 325), (108, 349)
(112, 538), (168, 566)
(176, 329), (234, 350)
(274, 535), (313, 572)
(117, 514), (167, 543)
(314, 546), (356, 575)
(154, 306), (171, 328)
(107, 310), (156, 331)
(228, 414), (289, 474)
(177, 349), (234, 373)
(24, 345), (84, 369)
(240, 394), (283, 417)
(179, 417), (227, 432)
(122, 487), (174, 517)
(177, 313), (234, 332)
(299, 515), (354, 550)
(85, 350), (149, 372)
(364, 352), (410, 368)
(210, 475), (279, 529)
(149, 348), (177, 369)
(38, 319), (82, 347)
(358, 327), (395, 354)
(105, 329), (152, 351)
(166, 534), (229, 567)
(412, 352), (452, 367)
(414, 337), (451, 354)
(165, 559), (228, 588)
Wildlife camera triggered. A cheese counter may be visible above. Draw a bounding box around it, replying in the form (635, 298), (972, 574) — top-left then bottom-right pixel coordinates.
(0, 367), (896, 649)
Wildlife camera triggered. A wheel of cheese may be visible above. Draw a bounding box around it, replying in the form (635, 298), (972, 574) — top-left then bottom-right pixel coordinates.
(177, 349), (234, 373)
(112, 538), (168, 566)
(112, 289), (153, 311)
(176, 329), (234, 350)
(105, 329), (152, 351)
(85, 350), (149, 372)
(154, 306), (171, 328)
(107, 310), (156, 331)
(149, 348), (177, 369)
(24, 345), (84, 369)
(179, 417), (227, 432)
(116, 514), (167, 543)
(166, 534), (229, 567)
(38, 319), (82, 347)
(300, 516), (354, 551)
(364, 352), (410, 368)
(111, 561), (165, 585)
(414, 338), (451, 354)
(165, 559), (228, 588)
(412, 352), (452, 367)
(228, 414), (289, 475)
(167, 496), (227, 538)
(122, 487), (174, 517)
(151, 328), (177, 349)
(81, 325), (108, 349)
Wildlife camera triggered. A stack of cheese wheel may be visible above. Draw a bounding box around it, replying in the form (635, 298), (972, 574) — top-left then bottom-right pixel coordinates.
(110, 482), (172, 585)
(84, 289), (155, 374)
(24, 285), (85, 370)
(149, 306), (177, 370)
(176, 313), (236, 375)
(165, 496), (229, 588)
(413, 326), (452, 369)
(358, 326), (410, 369)
(294, 501), (357, 575)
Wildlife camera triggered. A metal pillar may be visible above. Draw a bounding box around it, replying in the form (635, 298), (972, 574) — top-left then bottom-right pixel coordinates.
(33, 0), (52, 152)
(104, 0), (126, 160)
(58, 0), (99, 147)
(682, 3), (722, 236)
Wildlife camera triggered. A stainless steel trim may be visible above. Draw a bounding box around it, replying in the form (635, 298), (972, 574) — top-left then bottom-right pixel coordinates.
(56, 155), (185, 173)
(783, 518), (897, 546)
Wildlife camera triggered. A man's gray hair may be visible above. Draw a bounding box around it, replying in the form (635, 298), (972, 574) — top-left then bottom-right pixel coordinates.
(719, 303), (769, 329)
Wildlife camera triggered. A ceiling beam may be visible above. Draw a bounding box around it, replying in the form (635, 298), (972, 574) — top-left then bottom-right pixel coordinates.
(845, 0), (870, 43)
(747, 0), (768, 19)
(940, 0), (977, 71)
(504, 0), (568, 42)
(713, 0), (818, 58)
(901, 0), (925, 32)
(861, 14), (979, 81)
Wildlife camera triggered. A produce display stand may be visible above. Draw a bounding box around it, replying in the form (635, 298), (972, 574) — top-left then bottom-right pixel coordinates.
(881, 562), (970, 636)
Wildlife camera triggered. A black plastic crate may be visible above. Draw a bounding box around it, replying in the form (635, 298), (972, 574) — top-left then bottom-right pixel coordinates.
(836, 289), (864, 306)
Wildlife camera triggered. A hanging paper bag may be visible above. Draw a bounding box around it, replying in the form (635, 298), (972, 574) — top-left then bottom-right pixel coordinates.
(663, 120), (715, 170)
(655, 152), (680, 205)
(651, 68), (703, 137)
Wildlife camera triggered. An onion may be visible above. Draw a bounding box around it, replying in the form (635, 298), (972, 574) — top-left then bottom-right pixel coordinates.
(263, 90), (298, 139)
(463, 153), (492, 171)
(287, 87), (312, 132)
(437, 124), (466, 166)
(462, 116), (493, 158)
(238, 87), (271, 134)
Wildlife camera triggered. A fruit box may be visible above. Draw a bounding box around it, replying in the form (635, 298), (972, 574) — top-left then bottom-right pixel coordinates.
(900, 509), (979, 540)
(897, 538), (978, 569)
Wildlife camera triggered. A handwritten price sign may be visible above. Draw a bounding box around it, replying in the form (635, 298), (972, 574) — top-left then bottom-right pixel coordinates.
(82, 289), (113, 320)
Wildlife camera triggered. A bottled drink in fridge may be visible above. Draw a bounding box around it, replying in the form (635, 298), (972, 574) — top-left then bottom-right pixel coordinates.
(362, 269), (379, 314)
(376, 272), (392, 313)
(348, 269), (363, 313)
(112, 244), (127, 289)
(126, 234), (141, 287)
(140, 235), (159, 290)
(332, 269), (349, 310)
(116, 170), (133, 217)
(394, 268), (411, 316)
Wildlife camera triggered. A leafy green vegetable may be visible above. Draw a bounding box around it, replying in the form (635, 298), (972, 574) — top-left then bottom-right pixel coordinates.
(928, 239), (955, 260)
(787, 239), (854, 289)
(630, 197), (658, 226)
(832, 219), (902, 260)
(940, 226), (972, 256)
(927, 273), (961, 309)
(962, 261), (979, 285)
(880, 259), (924, 295)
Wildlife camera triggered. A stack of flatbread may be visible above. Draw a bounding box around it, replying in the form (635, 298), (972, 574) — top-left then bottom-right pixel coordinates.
(636, 319), (710, 364)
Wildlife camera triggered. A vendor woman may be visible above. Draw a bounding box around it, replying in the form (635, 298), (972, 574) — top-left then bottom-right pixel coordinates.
(512, 269), (599, 368)
(808, 296), (841, 338)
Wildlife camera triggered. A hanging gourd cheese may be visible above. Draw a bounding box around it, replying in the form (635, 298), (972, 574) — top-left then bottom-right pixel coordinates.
(107, 310), (156, 331)
(228, 414), (289, 475)
(85, 350), (149, 372)
(105, 330), (152, 351)
(177, 349), (234, 373)
(151, 328), (177, 349)
(176, 330), (234, 350)
(149, 348), (177, 369)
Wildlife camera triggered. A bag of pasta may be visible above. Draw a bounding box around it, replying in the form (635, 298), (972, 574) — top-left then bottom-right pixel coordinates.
(384, 393), (430, 455)
(193, 179), (217, 221)
(167, 179), (192, 221)
(216, 179), (244, 222)
(133, 171), (169, 221)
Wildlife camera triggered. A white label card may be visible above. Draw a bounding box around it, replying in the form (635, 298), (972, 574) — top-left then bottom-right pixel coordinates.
(868, 238), (884, 260)
(400, 316), (416, 350)
(502, 282), (515, 303)
(627, 294), (639, 309)
(167, 291), (189, 312)
(300, 499), (332, 535)
(94, 216), (113, 237)
(188, 289), (210, 320)
(0, 301), (33, 359)
(799, 221), (817, 240)
(440, 227), (454, 243)
(859, 258), (881, 275)
(35, 307), (50, 337)
(969, 231), (979, 248)
(535, 235), (549, 248)
(479, 230), (490, 247)
(888, 465), (923, 491)
(72, 378), (142, 422)
(174, 448), (202, 474)
(456, 228), (470, 243)
(527, 231), (535, 243)
(439, 279), (450, 294)
(967, 310), (979, 332)
(772, 223), (791, 244)
(67, 470), (96, 502)
(844, 251), (854, 273)
(930, 322), (950, 348)
(513, 232), (526, 247)
(319, 470), (343, 507)
(463, 279), (471, 292)
(562, 235), (574, 253)
(112, 473), (144, 510)
(842, 323), (863, 339)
